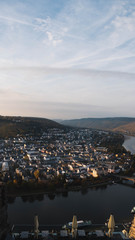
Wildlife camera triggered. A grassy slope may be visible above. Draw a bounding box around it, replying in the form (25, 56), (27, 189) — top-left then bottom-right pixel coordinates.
(114, 121), (135, 134)
(0, 116), (62, 138)
(61, 117), (135, 133)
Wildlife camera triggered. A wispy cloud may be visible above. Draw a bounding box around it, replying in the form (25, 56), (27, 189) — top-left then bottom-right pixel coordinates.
(0, 15), (34, 26)
(0, 0), (135, 118)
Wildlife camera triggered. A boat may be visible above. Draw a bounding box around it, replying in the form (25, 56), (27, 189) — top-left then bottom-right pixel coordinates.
(62, 220), (92, 229)
(131, 207), (135, 214)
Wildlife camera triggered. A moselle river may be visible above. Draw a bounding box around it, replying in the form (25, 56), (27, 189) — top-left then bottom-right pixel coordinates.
(8, 184), (135, 225)
(123, 135), (135, 154)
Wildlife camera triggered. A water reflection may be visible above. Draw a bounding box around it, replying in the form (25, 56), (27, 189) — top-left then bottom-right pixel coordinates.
(7, 184), (135, 225)
(93, 185), (108, 191)
(7, 196), (16, 204)
(81, 188), (88, 195)
(8, 191), (69, 204)
(62, 191), (68, 198)
(48, 193), (55, 200)
(8, 194), (45, 204)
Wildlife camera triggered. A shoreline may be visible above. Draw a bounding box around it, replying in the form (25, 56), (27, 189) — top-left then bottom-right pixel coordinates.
(123, 135), (135, 154)
(7, 180), (113, 197)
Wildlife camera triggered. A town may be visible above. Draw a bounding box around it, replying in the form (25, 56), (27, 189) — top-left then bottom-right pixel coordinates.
(0, 128), (133, 193)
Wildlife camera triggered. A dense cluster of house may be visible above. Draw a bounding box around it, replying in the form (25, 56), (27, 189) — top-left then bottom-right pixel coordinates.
(0, 128), (132, 183)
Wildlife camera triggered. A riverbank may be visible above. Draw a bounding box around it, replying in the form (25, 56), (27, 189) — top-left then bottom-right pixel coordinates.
(12, 222), (126, 234)
(7, 178), (113, 197)
(11, 221), (130, 240)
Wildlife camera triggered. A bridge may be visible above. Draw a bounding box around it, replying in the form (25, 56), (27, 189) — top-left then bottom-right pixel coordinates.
(114, 175), (135, 184)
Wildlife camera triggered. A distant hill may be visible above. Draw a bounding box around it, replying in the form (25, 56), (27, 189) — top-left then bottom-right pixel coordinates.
(61, 117), (135, 134)
(0, 116), (63, 138)
(53, 119), (63, 123)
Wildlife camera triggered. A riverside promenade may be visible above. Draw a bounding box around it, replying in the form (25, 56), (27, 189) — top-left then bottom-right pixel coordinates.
(11, 222), (130, 240)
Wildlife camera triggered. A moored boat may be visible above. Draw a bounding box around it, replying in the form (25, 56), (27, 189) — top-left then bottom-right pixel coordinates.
(131, 207), (135, 214)
(62, 220), (92, 229)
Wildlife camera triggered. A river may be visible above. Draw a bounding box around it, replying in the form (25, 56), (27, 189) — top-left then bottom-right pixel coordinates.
(123, 135), (135, 154)
(8, 184), (135, 225)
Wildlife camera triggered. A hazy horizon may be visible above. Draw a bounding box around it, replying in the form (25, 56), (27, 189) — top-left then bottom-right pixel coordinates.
(1, 114), (135, 122)
(0, 0), (135, 119)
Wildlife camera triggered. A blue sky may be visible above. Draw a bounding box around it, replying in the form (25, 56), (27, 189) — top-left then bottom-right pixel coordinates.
(0, 0), (135, 119)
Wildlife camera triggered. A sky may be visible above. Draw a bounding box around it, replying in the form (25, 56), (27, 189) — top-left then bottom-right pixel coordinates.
(0, 0), (135, 120)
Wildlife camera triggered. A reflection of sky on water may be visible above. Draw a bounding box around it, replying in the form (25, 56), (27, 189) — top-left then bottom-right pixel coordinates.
(8, 184), (135, 225)
(123, 136), (135, 154)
